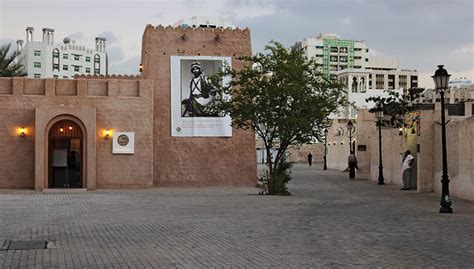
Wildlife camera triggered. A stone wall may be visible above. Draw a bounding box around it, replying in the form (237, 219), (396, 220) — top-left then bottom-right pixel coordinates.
(141, 25), (256, 187)
(0, 77), (154, 189)
(287, 144), (324, 163)
(328, 104), (474, 201)
(433, 116), (474, 200)
(326, 117), (372, 180)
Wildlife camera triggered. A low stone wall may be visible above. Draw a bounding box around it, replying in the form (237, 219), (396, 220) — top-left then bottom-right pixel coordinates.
(328, 105), (474, 201)
(287, 143), (324, 163)
(0, 77), (154, 189)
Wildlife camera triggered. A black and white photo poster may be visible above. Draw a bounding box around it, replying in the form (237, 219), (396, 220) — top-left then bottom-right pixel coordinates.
(171, 56), (232, 137)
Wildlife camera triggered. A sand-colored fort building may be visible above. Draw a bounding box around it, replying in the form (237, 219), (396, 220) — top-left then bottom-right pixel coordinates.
(0, 25), (257, 190)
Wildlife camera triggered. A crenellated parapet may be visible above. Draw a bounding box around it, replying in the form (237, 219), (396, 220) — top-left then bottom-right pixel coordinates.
(0, 77), (153, 98)
(74, 74), (142, 80)
(140, 24), (252, 81)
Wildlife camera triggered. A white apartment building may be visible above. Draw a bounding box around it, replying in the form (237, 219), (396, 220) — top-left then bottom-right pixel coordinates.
(173, 16), (234, 29)
(295, 33), (418, 119)
(422, 78), (474, 104)
(17, 27), (107, 79)
(294, 33), (370, 80)
(335, 67), (418, 118)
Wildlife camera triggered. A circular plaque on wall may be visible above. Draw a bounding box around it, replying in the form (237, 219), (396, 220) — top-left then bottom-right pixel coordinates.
(117, 134), (129, 146)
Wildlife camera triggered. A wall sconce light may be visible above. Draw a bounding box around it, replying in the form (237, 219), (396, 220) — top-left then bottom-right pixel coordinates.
(399, 127), (403, 136)
(139, 63), (143, 73)
(68, 125), (73, 131)
(19, 127), (26, 137)
(340, 141), (344, 145)
(104, 129), (111, 139)
(333, 141), (336, 145)
(59, 126), (64, 133)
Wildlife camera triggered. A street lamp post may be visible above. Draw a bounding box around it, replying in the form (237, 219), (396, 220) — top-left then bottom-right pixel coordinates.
(375, 102), (385, 185)
(432, 65), (453, 214)
(347, 120), (353, 153)
(323, 128), (328, 170)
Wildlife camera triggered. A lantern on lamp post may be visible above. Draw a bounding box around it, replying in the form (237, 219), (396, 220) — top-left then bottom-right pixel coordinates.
(375, 102), (385, 185)
(347, 120), (353, 153)
(432, 65), (453, 213)
(323, 128), (328, 170)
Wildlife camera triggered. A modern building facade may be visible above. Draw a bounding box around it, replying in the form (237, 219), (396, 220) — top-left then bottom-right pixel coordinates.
(16, 27), (107, 79)
(295, 33), (418, 119)
(173, 16), (234, 29)
(294, 33), (370, 80)
(335, 68), (419, 118)
(421, 80), (474, 104)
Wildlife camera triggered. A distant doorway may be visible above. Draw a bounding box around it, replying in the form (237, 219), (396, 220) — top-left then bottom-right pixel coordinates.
(48, 120), (83, 188)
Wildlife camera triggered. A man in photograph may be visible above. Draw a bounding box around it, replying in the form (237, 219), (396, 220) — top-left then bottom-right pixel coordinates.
(182, 61), (221, 117)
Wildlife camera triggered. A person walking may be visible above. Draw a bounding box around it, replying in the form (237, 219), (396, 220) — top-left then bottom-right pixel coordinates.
(348, 152), (358, 180)
(401, 150), (414, 190)
(307, 153), (313, 167)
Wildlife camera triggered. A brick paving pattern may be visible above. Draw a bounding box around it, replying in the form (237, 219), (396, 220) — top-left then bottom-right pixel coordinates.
(1, 163), (473, 268)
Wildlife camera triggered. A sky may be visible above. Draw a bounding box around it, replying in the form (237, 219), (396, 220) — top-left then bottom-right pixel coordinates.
(0, 0), (473, 88)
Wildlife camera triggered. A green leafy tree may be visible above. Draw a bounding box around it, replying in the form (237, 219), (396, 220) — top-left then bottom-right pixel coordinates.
(365, 88), (424, 127)
(209, 42), (347, 195)
(0, 43), (25, 77)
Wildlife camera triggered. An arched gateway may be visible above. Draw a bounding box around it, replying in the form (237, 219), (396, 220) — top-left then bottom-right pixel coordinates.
(35, 106), (97, 191)
(48, 119), (84, 188)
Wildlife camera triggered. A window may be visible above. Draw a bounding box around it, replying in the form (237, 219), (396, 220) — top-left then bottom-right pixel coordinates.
(376, 74), (384, 89)
(94, 54), (100, 74)
(339, 47), (348, 53)
(366, 49), (369, 52)
(34, 62), (41, 68)
(315, 46), (324, 49)
(354, 66), (362, 69)
(354, 48), (362, 51)
(354, 56), (362, 60)
(330, 56), (338, 62)
(365, 58), (369, 62)
(34, 74), (41, 78)
(74, 54), (81, 61)
(315, 54), (323, 58)
(63, 76), (68, 79)
(34, 50), (41, 56)
(399, 75), (407, 89)
(330, 74), (338, 80)
(330, 47), (338, 53)
(411, 76), (418, 88)
(63, 54), (68, 60)
(330, 65), (338, 71)
(53, 75), (58, 79)
(86, 67), (91, 73)
(86, 57), (91, 62)
(351, 77), (358, 93)
(52, 48), (60, 71)
(388, 75), (395, 89)
(63, 65), (68, 71)
(339, 56), (348, 63)
(73, 66), (80, 72)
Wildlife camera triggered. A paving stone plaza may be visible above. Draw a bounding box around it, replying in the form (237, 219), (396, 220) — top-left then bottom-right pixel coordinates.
(1, 163), (473, 268)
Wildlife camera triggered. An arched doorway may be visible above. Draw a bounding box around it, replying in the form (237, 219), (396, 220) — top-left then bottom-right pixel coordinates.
(48, 119), (84, 188)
